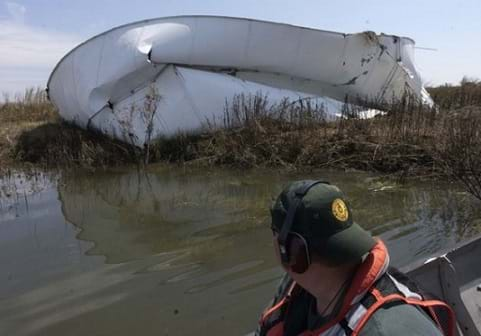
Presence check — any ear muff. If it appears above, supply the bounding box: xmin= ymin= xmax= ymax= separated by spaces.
xmin=277 ymin=180 xmax=330 ymax=274
xmin=286 ymin=232 xmax=311 ymax=274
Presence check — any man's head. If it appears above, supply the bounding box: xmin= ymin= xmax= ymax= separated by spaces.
xmin=271 ymin=180 xmax=375 ymax=274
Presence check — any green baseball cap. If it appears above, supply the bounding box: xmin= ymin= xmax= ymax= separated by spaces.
xmin=271 ymin=180 xmax=375 ymax=264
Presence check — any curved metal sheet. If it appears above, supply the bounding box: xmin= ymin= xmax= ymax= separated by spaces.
xmin=47 ymin=16 xmax=431 ymax=145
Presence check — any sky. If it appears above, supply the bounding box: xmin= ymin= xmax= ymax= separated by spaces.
xmin=1 ymin=0 xmax=480 ymax=97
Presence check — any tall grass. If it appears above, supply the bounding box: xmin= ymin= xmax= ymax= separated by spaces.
xmin=435 ymin=107 xmax=481 ymax=200
xmin=0 ymin=87 xmax=139 ymax=169
xmin=172 ymin=94 xmax=441 ymax=174
xmin=427 ymin=78 xmax=481 ymax=109
xmin=0 ymin=87 xmax=58 ymax=123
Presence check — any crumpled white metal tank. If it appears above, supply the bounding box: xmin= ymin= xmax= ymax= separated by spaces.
xmin=47 ymin=16 xmax=432 ymax=146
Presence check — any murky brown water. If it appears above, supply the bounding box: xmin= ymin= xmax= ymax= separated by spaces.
xmin=1 ymin=165 xmax=480 ymax=335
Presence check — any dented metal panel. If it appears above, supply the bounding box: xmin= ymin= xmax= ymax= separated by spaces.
xmin=47 ymin=16 xmax=432 ymax=146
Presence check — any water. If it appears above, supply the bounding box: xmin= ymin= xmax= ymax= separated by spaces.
xmin=1 ymin=166 xmax=480 ymax=335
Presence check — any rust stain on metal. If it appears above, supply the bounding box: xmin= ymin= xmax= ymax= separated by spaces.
xmin=361 ymin=55 xmax=375 ymax=67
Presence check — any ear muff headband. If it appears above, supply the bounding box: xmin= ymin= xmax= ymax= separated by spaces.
xmin=278 ymin=180 xmax=330 ymax=265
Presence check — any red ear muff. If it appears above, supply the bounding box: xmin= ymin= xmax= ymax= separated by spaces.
xmin=285 ymin=233 xmax=310 ymax=274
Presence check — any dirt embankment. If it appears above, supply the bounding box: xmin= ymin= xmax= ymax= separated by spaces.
xmin=0 ymin=89 xmax=140 ymax=170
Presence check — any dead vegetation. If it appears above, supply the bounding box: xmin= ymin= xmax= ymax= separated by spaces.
xmin=13 ymin=123 xmax=140 ymax=169
xmin=434 ymin=107 xmax=481 ymax=200
xmin=427 ymin=77 xmax=481 ymax=109
xmin=0 ymin=88 xmax=138 ymax=170
xmin=149 ymin=94 xmax=440 ymax=176
xmin=1 ymin=81 xmax=481 ymax=201
xmin=1 ymin=88 xmax=57 ymax=169
xmin=1 ymin=88 xmax=58 ymax=123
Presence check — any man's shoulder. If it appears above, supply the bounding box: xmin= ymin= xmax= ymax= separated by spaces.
xmin=360 ymin=301 xmax=443 ymax=336
xmin=358 ymin=269 xmax=444 ymax=335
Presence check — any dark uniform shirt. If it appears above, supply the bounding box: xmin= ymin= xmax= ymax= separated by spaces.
xmin=256 ymin=271 xmax=445 ymax=336
xmin=285 ymin=288 xmax=443 ymax=336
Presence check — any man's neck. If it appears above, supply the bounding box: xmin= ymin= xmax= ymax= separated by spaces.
xmin=295 ymin=262 xmax=358 ymax=316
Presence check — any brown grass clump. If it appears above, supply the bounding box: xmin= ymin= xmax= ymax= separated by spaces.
xmin=1 ymin=88 xmax=58 ymax=123
xmin=434 ymin=107 xmax=481 ymax=200
xmin=0 ymin=87 xmax=139 ymax=169
xmin=1 ymin=88 xmax=57 ymax=169
xmin=427 ymin=77 xmax=481 ymax=109
xmin=13 ymin=123 xmax=140 ymax=169
xmin=149 ymin=94 xmax=439 ymax=176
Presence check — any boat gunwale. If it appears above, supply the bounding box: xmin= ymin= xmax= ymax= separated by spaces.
xmin=402 ymin=233 xmax=481 ymax=285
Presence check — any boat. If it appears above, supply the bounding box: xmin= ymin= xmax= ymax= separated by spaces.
xmin=246 ymin=234 xmax=481 ymax=336
xmin=403 ymin=235 xmax=481 ymax=336
xmin=47 ymin=16 xmax=433 ymax=146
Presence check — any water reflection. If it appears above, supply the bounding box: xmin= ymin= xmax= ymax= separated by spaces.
xmin=58 ymin=168 xmax=481 ymax=267
xmin=58 ymin=167 xmax=278 ymax=264
xmin=378 ymin=188 xmax=481 ymax=265
xmin=0 ymin=172 xmax=100 ymax=300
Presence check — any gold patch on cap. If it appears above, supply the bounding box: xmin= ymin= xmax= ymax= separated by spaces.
xmin=332 ymin=198 xmax=349 ymax=222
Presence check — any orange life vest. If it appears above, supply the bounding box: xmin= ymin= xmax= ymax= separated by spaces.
xmin=257 ymin=240 xmax=455 ymax=336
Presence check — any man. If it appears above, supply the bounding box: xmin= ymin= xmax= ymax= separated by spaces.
xmin=256 ymin=180 xmax=455 ymax=336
